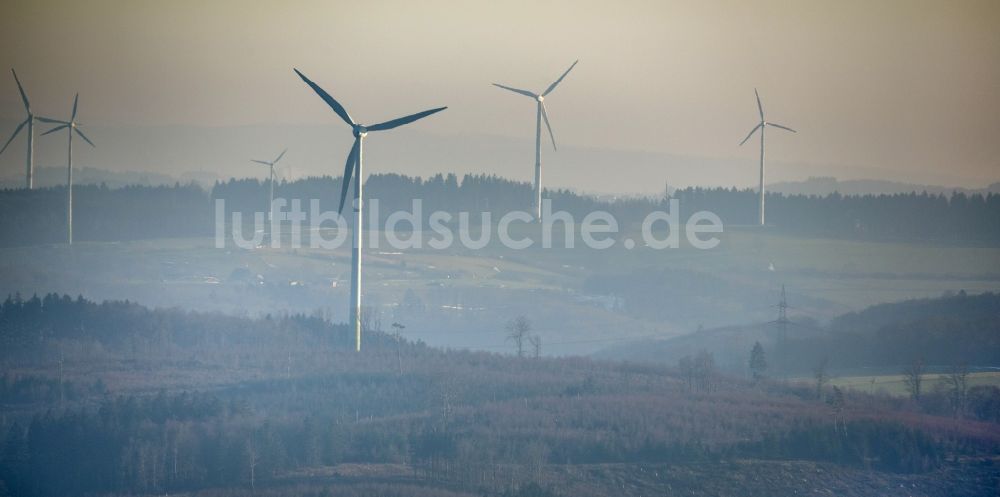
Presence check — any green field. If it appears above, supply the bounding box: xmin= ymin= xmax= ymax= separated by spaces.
xmin=0 ymin=227 xmax=998 ymax=355
xmin=793 ymin=372 xmax=1000 ymax=397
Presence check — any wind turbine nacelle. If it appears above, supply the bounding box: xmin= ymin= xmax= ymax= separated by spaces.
xmin=353 ymin=125 xmax=368 ymax=138
xmin=536 ymin=95 xmax=544 ymax=102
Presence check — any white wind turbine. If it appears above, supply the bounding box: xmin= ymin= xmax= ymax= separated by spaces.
xmin=493 ymin=60 xmax=578 ymax=221
xmin=0 ymin=69 xmax=47 ymax=189
xmin=295 ymin=68 xmax=446 ymax=352
xmin=740 ymin=88 xmax=796 ymax=226
xmin=251 ymin=148 xmax=287 ymax=242
xmin=39 ymin=94 xmax=95 ymax=245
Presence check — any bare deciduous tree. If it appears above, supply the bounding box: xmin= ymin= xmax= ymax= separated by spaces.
xmin=749 ymin=341 xmax=767 ymax=382
xmin=506 ymin=316 xmax=531 ymax=358
xmin=678 ymin=355 xmax=695 ymax=392
xmin=814 ymin=356 xmax=830 ymax=401
xmin=359 ymin=305 xmax=386 ymax=349
xmin=942 ymin=362 xmax=969 ymax=417
xmin=434 ymin=373 xmax=460 ymax=423
xmin=694 ymin=349 xmax=717 ymax=392
xmin=245 ymin=432 xmax=257 ymax=491
xmin=902 ymin=357 xmax=926 ymax=402
xmin=360 ymin=306 xmax=382 ymax=334
xmin=528 ymin=334 xmax=541 ymax=359
xmin=827 ymin=385 xmax=847 ymax=436
xmin=391 ymin=322 xmax=405 ymax=375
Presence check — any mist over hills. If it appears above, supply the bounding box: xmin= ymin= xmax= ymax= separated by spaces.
xmin=0 ymin=166 xmax=216 ymax=189
xmin=769 ymin=177 xmax=1000 ymax=197
xmin=1 ymin=2 xmax=998 ymax=496
xmin=7 ymin=163 xmax=1000 ymax=202
xmin=2 ymin=120 xmax=995 ymax=195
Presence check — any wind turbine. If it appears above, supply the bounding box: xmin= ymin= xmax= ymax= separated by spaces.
xmin=39 ymin=94 xmax=95 ymax=245
xmin=0 ymin=69 xmax=45 ymax=189
xmin=740 ymin=88 xmax=795 ymax=226
xmin=251 ymin=148 xmax=287 ymax=242
xmin=493 ymin=60 xmax=578 ymax=221
xmin=294 ymin=68 xmax=446 ymax=352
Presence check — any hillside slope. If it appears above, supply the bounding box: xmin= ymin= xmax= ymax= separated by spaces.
xmin=0 ymin=295 xmax=998 ymax=496
xmin=596 ymin=292 xmax=1000 ymax=375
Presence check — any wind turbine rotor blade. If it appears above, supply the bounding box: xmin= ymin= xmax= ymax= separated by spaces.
xmin=491 ymin=83 xmax=535 ymax=98
xmin=542 ymin=59 xmax=578 ymax=96
xmin=368 ymin=106 xmax=447 ymax=131
xmin=739 ymin=123 xmax=763 ymax=146
xmin=540 ymin=103 xmax=556 ymax=151
xmin=11 ymin=69 xmax=30 ymax=112
xmin=42 ymin=124 xmax=69 ymax=136
xmin=338 ymin=139 xmax=360 ymax=213
xmin=72 ymin=93 xmax=79 ymax=121
xmin=0 ymin=118 xmax=29 ymax=155
xmin=294 ymin=69 xmax=355 ymax=127
xmin=74 ymin=127 xmax=95 ymax=147
xmin=251 ymin=160 xmax=272 ymax=166
xmin=754 ymin=88 xmax=763 ymax=120
xmin=273 ymin=148 xmax=287 ymax=164
xmin=766 ymin=122 xmax=797 ymax=133
xmin=35 ymin=117 xmax=66 ymax=124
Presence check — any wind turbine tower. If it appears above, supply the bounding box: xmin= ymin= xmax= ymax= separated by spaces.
xmin=40 ymin=94 xmax=95 ymax=245
xmin=295 ymin=68 xmax=446 ymax=351
xmin=0 ymin=69 xmax=45 ymax=189
xmin=251 ymin=148 xmax=287 ymax=242
xmin=739 ymin=89 xmax=796 ymax=226
xmin=493 ymin=60 xmax=578 ymax=221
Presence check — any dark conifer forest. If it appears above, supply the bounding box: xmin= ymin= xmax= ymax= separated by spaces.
xmin=2 ymin=175 xmax=999 ymax=247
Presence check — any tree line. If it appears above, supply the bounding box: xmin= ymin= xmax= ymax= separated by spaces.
xmin=1 ymin=174 xmax=999 ymax=246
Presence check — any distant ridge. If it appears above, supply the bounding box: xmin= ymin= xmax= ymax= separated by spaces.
xmin=7 ymin=167 xmax=999 ymax=200
xmin=0 ymin=165 xmax=218 ymax=189
xmin=2 ymin=118 xmax=994 ymax=196
xmin=596 ymin=291 xmax=1000 ymax=374
xmin=769 ymin=176 xmax=1000 ymax=197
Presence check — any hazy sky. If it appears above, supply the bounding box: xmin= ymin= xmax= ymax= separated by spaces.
xmin=1 ymin=0 xmax=998 ymax=189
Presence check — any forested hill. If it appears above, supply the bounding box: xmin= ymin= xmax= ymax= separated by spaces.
xmin=0 ymin=292 xmax=359 ymax=365
xmin=1 ymin=293 xmax=999 ymax=497
xmin=598 ymin=292 xmax=1000 ymax=375
xmin=1 ymin=174 xmax=999 ymax=246
xmin=829 ymin=290 xmax=1000 ymax=335
xmin=798 ymin=291 xmax=1000 ymax=370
